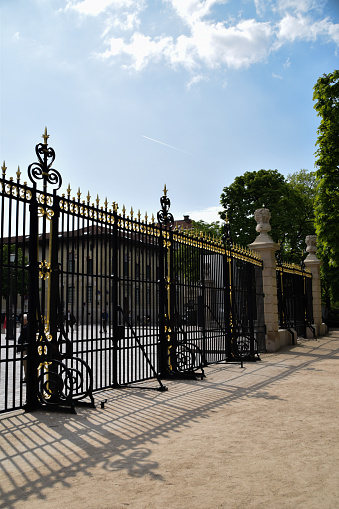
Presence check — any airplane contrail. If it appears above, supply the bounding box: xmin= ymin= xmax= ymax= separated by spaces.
xmin=141 ymin=135 xmax=189 ymax=154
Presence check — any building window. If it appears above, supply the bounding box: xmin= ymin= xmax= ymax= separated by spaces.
xmin=68 ymin=252 xmax=75 ymax=273
xmin=67 ymin=286 xmax=75 ymax=304
xmin=87 ymin=258 xmax=93 ymax=275
xmin=87 ymin=285 xmax=92 ymax=303
xmin=146 ymin=265 xmax=151 ymax=280
xmin=123 ymin=253 xmax=129 ymax=277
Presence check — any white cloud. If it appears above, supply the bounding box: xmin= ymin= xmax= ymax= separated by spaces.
xmin=254 ymin=0 xmax=269 ymax=17
xmin=101 ymin=11 xmax=141 ymax=35
xmin=101 ymin=32 xmax=174 ymax=70
xmin=276 ymin=0 xmax=326 ymax=15
xmin=186 ymin=73 xmax=209 ymax=89
xmin=189 ymin=18 xmax=273 ymax=69
xmin=98 ymin=37 xmax=125 ymax=57
xmin=272 ymin=72 xmax=283 ymax=79
xmin=185 ymin=206 xmax=221 ymax=223
xmin=283 ymin=56 xmax=291 ymax=68
xmin=166 ymin=0 xmax=227 ymax=26
xmin=66 ymin=0 xmax=339 ymax=74
xmin=277 ymin=14 xmax=339 ymax=44
xmin=64 ymin=0 xmax=139 ymax=16
xmin=99 ymin=17 xmax=274 ymax=71
xmin=328 ymin=22 xmax=339 ymax=45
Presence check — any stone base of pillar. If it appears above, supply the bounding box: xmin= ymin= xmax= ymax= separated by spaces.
xmin=305 ymin=323 xmax=328 ymax=338
xmin=306 ymin=325 xmax=317 ymax=339
xmin=266 ymin=329 xmax=298 ymax=352
xmin=319 ymin=323 xmax=328 ymax=336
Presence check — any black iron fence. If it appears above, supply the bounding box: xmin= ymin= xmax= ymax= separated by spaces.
xmin=0 ymin=132 xmax=265 ymax=414
xmin=276 ymin=257 xmax=314 ymax=338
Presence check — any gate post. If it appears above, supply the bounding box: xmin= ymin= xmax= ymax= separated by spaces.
xmin=158 ymin=222 xmax=167 ymax=376
xmin=157 ymin=186 xmax=174 ymax=377
xmin=304 ymin=235 xmax=327 ymax=336
xmin=248 ymin=209 xmax=282 ymax=352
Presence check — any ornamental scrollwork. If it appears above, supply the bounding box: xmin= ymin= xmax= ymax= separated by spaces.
xmin=27 ymin=128 xmax=62 ymax=191
xmin=157 ymin=185 xmax=174 ymax=229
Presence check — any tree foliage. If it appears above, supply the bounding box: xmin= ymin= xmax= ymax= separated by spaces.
xmin=219 ymin=169 xmax=316 ymax=263
xmin=191 ymin=220 xmax=223 ymax=239
xmin=173 ymin=244 xmax=200 ymax=283
xmin=313 ymin=70 xmax=339 ymax=307
xmin=173 ymin=222 xmax=223 ymax=283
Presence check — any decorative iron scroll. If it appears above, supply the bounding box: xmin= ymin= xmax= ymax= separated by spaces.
xmin=157 ymin=185 xmax=174 ymax=229
xmin=34 ymin=290 xmax=95 ymax=412
xmin=28 ymin=127 xmax=62 ymax=191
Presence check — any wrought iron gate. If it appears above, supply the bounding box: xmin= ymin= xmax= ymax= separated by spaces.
xmin=276 ymin=255 xmax=314 ymax=338
xmin=0 ymin=132 xmax=265 ymax=414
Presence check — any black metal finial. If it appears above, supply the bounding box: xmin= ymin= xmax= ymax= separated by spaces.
xmin=157 ymin=184 xmax=174 ymax=229
xmin=27 ymin=127 xmax=62 ymax=191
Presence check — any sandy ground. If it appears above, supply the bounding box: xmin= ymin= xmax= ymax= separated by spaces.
xmin=0 ymin=330 xmax=338 ymax=509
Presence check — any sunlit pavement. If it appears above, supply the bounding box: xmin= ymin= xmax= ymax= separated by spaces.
xmin=0 ymin=329 xmax=338 ymax=509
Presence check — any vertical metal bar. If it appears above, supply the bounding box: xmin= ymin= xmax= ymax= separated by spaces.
xmin=247 ymin=262 xmax=255 ymax=357
xmin=199 ymin=243 xmax=206 ymax=365
xmin=25 ymin=185 xmax=39 ymax=411
xmin=223 ymin=246 xmax=232 ymax=360
xmin=158 ymin=225 xmax=167 ymax=377
xmin=49 ymin=192 xmax=60 ymax=359
xmin=111 ymin=208 xmax=119 ymax=387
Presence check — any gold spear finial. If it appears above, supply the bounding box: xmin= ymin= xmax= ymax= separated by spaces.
xmin=42 ymin=126 xmax=49 ymax=145
xmin=67 ymin=184 xmax=71 ymax=197
xmin=145 ymin=211 xmax=148 ymax=223
xmin=163 ymin=184 xmax=167 ymax=196
xmin=105 ymin=197 xmax=108 ymax=209
xmin=96 ymin=194 xmax=100 ymax=207
xmin=16 ymin=166 xmax=21 ymax=181
xmin=122 ymin=204 xmax=126 ymax=216
xmin=77 ymin=187 xmax=81 ymax=200
xmin=138 ymin=209 xmax=141 ymax=221
xmin=2 ymin=161 xmax=7 ymax=177
xmin=151 ymin=213 xmax=155 ymax=224
xmin=130 ymin=206 xmax=134 ymax=218
xmin=87 ymin=191 xmax=91 ymax=203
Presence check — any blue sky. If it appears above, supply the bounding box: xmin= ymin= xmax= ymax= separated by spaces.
xmin=1 ymin=0 xmax=338 ymax=223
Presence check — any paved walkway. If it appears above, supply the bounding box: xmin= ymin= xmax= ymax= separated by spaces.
xmin=0 ymin=330 xmax=338 ymax=509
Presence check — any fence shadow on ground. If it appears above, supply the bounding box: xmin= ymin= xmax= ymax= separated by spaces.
xmin=0 ymin=331 xmax=338 ymax=508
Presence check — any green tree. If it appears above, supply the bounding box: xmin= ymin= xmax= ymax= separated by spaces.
xmin=219 ymin=169 xmax=316 ymax=263
xmin=313 ymin=70 xmax=339 ymax=308
xmin=191 ymin=220 xmax=223 ymax=239
xmin=1 ymin=245 xmax=29 ymax=300
xmin=173 ymin=244 xmax=200 ymax=283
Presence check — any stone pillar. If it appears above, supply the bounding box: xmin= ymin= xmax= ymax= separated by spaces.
xmin=304 ymin=235 xmax=327 ymax=336
xmin=248 ymin=209 xmax=284 ymax=352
